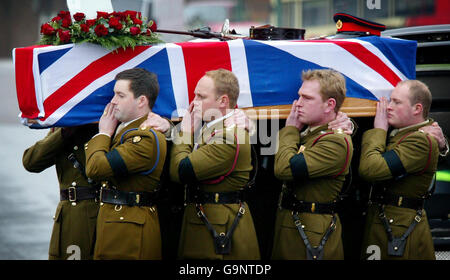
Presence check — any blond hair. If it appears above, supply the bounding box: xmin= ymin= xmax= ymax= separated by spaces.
xmin=397 ymin=80 xmax=432 ymax=118
xmin=302 ymin=69 xmax=346 ymax=113
xmin=205 ymin=69 xmax=240 ymax=108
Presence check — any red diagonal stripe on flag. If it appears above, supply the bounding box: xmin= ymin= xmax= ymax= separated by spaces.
xmin=176 ymin=42 xmax=232 ymax=103
xmin=14 ymin=45 xmax=49 ymax=119
xmin=302 ymin=39 xmax=401 ymax=87
xmin=40 ymin=46 xmax=150 ymax=121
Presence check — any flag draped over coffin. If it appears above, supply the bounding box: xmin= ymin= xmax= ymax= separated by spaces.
xmin=13 ymin=37 xmax=416 ymax=128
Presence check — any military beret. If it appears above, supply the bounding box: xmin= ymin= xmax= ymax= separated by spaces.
xmin=334 ymin=13 xmax=386 ymax=36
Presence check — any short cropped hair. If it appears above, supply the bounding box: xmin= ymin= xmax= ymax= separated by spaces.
xmin=398 ymin=80 xmax=432 ymax=118
xmin=302 ymin=69 xmax=346 ymax=113
xmin=205 ymin=69 xmax=240 ymax=108
xmin=115 ymin=68 xmax=159 ymax=109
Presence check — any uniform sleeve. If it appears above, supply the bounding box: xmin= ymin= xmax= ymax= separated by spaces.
xmin=170 ymin=131 xmax=237 ymax=184
xmin=22 ymin=128 xmax=65 ymax=172
xmin=170 ymin=131 xmax=194 ymax=184
xmin=359 ymin=129 xmax=434 ymax=182
xmin=85 ymin=131 xmax=158 ymax=180
xmin=274 ymin=126 xmax=301 ymax=181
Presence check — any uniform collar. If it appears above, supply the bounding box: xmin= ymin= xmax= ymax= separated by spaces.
xmin=206 ymin=110 xmax=235 ymax=129
xmin=300 ymin=124 xmax=329 ymax=138
xmin=389 ymin=119 xmax=430 ymax=138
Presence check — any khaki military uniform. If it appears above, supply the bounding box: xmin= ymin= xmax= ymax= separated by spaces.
xmin=272 ymin=124 xmax=353 ymax=260
xmin=170 ymin=117 xmax=260 ymax=260
xmin=359 ymin=120 xmax=439 ymax=260
xmin=23 ymin=124 xmax=99 ymax=260
xmin=84 ymin=116 xmax=167 ymax=260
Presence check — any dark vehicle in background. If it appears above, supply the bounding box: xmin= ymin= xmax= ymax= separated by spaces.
xmin=382 ymin=24 xmax=450 ymax=260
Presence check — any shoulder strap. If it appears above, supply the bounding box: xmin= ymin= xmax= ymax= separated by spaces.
xmin=395 ymin=132 xmax=433 ymax=175
xmin=119 ymin=128 xmax=160 ymax=175
xmin=201 ymin=131 xmax=239 ymax=185
xmin=311 ymin=132 xmax=351 ymax=179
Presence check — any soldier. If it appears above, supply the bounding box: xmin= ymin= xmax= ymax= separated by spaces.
xmin=170 ymin=68 xmax=260 ymax=260
xmin=84 ymin=68 xmax=167 ymax=260
xmin=359 ymin=80 xmax=440 ymax=260
xmin=272 ymin=69 xmax=353 ymax=260
xmin=23 ymin=124 xmax=99 ymax=260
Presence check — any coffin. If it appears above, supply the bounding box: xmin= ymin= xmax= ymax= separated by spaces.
xmin=13 ymin=37 xmax=416 ymax=128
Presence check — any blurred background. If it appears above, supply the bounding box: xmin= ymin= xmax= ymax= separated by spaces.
xmin=0 ymin=0 xmax=449 ymax=260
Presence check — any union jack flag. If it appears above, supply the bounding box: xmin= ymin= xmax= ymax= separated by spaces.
xmin=13 ymin=37 xmax=416 ymax=128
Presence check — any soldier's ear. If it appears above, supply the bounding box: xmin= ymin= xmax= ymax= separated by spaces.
xmin=137 ymin=95 xmax=149 ymax=108
xmin=325 ymin=98 xmax=336 ymax=113
xmin=219 ymin=94 xmax=229 ymax=109
xmin=413 ymin=103 xmax=423 ymax=116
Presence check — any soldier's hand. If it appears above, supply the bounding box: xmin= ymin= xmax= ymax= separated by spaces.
xmin=225 ymin=109 xmax=255 ymax=135
xmin=374 ymin=97 xmax=389 ymax=131
xmin=286 ymin=100 xmax=304 ymax=131
xmin=421 ymin=122 xmax=447 ymax=153
xmin=99 ymin=103 xmax=119 ymax=137
xmin=328 ymin=112 xmax=354 ymax=135
xmin=140 ymin=112 xmax=170 ymax=133
xmin=181 ymin=102 xmax=201 ymax=133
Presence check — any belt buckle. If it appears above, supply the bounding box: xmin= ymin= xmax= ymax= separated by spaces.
xmin=68 ymin=187 xmax=77 ymax=202
xmin=415 ymin=215 xmax=422 ymax=223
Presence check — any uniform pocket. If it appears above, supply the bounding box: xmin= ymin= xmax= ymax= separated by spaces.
xmin=48 ymin=203 xmax=63 ymax=258
xmin=96 ymin=208 xmax=146 ymax=260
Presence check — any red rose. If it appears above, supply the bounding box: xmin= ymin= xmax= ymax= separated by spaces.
xmin=58 ymin=29 xmax=71 ymax=43
xmin=86 ymin=19 xmax=97 ymax=27
xmin=124 ymin=10 xmax=138 ymax=19
xmin=58 ymin=11 xmax=71 ymax=18
xmin=111 ymin=11 xmax=126 ymax=21
xmin=51 ymin=16 xmax=62 ymax=22
xmin=130 ymin=26 xmax=140 ymax=35
xmin=109 ymin=17 xmax=123 ymax=30
xmin=80 ymin=23 xmax=89 ymax=33
xmin=40 ymin=23 xmax=55 ymax=35
xmin=148 ymin=21 xmax=157 ymax=32
xmin=94 ymin=24 xmax=109 ymax=37
xmin=132 ymin=17 xmax=143 ymax=25
xmin=61 ymin=17 xmax=72 ymax=28
xmin=73 ymin=12 xmax=85 ymax=22
xmin=97 ymin=11 xmax=110 ymax=19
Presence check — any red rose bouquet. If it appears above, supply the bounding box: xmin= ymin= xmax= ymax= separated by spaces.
xmin=39 ymin=10 xmax=161 ymax=49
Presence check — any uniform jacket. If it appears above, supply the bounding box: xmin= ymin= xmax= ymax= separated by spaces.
xmin=170 ymin=118 xmax=260 ymax=260
xmin=23 ymin=124 xmax=99 ymax=260
xmin=359 ymin=119 xmax=439 ymax=260
xmin=272 ymin=124 xmax=353 ymax=260
xmin=84 ymin=116 xmax=167 ymax=260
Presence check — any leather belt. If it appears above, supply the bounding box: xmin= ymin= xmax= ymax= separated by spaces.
xmin=188 ymin=190 xmax=245 ymax=204
xmin=373 ymin=192 xmax=424 ymax=211
xmin=60 ymin=186 xmax=98 ymax=202
xmin=280 ymin=192 xmax=336 ymax=214
xmin=100 ymin=188 xmax=159 ymax=207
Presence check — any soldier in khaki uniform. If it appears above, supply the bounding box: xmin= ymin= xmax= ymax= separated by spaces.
xmin=84 ymin=68 xmax=167 ymax=260
xmin=272 ymin=69 xmax=353 ymax=260
xmin=170 ymin=69 xmax=260 ymax=260
xmin=23 ymin=124 xmax=99 ymax=260
xmin=359 ymin=80 xmax=440 ymax=260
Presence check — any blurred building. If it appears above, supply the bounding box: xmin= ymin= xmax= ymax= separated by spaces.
xmin=270 ymin=0 xmax=450 ymax=38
